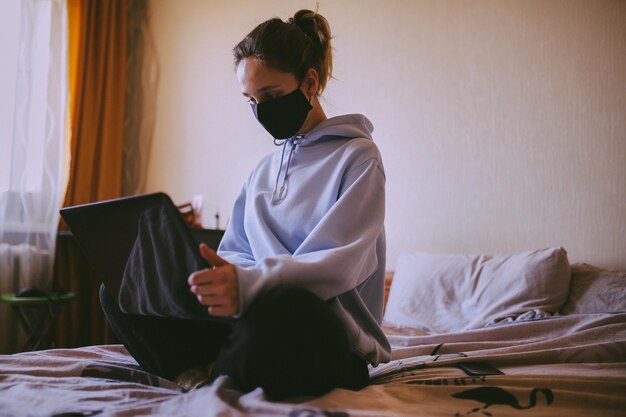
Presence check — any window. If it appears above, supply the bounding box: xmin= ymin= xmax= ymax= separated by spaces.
xmin=0 ymin=0 xmax=67 ymax=234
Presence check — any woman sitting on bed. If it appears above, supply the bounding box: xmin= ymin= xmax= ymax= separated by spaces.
xmin=101 ymin=9 xmax=390 ymax=400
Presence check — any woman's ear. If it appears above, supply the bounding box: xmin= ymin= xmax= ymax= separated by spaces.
xmin=303 ymin=68 xmax=319 ymax=97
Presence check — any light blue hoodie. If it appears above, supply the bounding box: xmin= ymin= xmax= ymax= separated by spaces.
xmin=217 ymin=114 xmax=391 ymax=366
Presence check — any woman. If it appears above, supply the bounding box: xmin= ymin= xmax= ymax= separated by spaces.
xmin=101 ymin=9 xmax=390 ymax=400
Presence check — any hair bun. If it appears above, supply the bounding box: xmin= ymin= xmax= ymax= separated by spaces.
xmin=290 ymin=9 xmax=331 ymax=51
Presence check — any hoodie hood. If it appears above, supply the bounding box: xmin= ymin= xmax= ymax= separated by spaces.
xmin=299 ymin=114 xmax=374 ymax=146
xmin=271 ymin=114 xmax=375 ymax=203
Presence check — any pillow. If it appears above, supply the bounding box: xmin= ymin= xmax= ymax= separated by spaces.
xmin=560 ymin=263 xmax=626 ymax=314
xmin=383 ymin=247 xmax=570 ymax=333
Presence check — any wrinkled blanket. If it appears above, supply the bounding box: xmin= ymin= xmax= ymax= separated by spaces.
xmin=1 ymin=313 xmax=625 ymax=417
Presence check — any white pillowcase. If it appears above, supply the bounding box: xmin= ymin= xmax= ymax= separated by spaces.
xmin=384 ymin=247 xmax=570 ymax=333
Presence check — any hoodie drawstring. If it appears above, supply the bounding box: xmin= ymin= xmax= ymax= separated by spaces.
xmin=272 ymin=134 xmax=304 ymax=203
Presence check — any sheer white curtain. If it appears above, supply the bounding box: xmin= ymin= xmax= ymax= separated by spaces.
xmin=0 ymin=0 xmax=67 ymax=353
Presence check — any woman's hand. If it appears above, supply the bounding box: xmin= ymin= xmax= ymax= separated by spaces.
xmin=188 ymin=244 xmax=240 ymax=316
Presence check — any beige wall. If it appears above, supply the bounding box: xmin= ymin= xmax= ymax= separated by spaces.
xmin=146 ymin=0 xmax=626 ymax=270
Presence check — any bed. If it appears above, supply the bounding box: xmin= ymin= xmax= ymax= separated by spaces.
xmin=1 ymin=247 xmax=625 ymax=417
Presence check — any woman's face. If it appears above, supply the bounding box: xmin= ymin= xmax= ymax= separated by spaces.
xmin=237 ymin=58 xmax=302 ymax=104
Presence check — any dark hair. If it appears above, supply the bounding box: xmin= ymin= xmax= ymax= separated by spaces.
xmin=233 ymin=9 xmax=333 ymax=95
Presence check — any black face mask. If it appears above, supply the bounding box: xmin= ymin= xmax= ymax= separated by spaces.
xmin=250 ymin=88 xmax=313 ymax=139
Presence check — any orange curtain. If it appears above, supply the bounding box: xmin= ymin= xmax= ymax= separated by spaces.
xmin=64 ymin=0 xmax=128 ymax=205
xmin=55 ymin=0 xmax=129 ymax=348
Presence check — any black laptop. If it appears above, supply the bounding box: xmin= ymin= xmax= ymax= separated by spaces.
xmin=60 ymin=192 xmax=224 ymax=319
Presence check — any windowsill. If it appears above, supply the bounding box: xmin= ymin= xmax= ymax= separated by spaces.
xmin=1 ymin=222 xmax=55 ymax=247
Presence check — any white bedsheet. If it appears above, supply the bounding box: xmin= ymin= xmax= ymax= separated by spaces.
xmin=1 ymin=313 xmax=625 ymax=417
